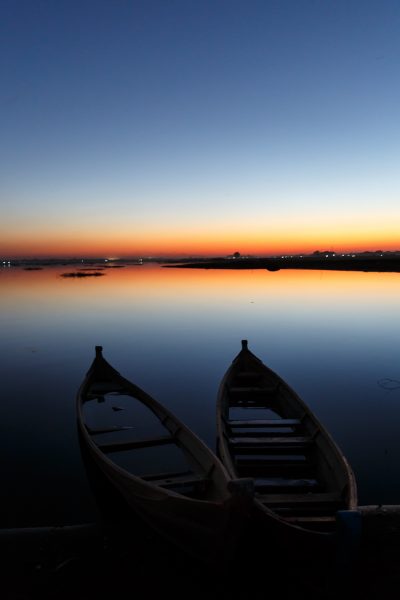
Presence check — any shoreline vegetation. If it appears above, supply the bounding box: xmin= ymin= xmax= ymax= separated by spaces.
xmin=3 ymin=252 xmax=400 ymax=273
xmin=164 ymin=255 xmax=400 ymax=273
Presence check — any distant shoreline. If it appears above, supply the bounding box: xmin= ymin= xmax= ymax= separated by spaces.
xmin=4 ymin=255 xmax=400 ymax=273
xmin=163 ymin=256 xmax=400 ymax=273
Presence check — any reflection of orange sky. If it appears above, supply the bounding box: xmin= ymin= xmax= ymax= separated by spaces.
xmin=2 ymin=219 xmax=400 ymax=258
xmin=2 ymin=265 xmax=400 ymax=314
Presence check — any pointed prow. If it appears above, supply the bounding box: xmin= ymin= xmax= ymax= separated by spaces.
xmin=241 ymin=339 xmax=248 ymax=350
xmin=95 ymin=346 xmax=103 ymax=358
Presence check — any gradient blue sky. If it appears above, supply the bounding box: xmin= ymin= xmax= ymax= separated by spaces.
xmin=1 ymin=0 xmax=399 ymax=257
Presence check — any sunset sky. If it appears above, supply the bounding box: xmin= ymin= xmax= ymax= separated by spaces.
xmin=1 ymin=0 xmax=400 ymax=258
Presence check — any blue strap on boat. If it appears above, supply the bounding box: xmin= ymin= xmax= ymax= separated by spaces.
xmin=335 ymin=509 xmax=362 ymax=569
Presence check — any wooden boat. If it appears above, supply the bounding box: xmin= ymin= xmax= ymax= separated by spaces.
xmin=216 ymin=340 xmax=358 ymax=555
xmin=77 ymin=346 xmax=251 ymax=562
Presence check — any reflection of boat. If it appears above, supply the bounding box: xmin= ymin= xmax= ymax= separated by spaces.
xmin=77 ymin=346 xmax=249 ymax=562
xmin=216 ymin=340 xmax=358 ymax=555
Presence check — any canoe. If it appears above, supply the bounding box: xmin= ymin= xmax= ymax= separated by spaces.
xmin=216 ymin=340 xmax=358 ymax=555
xmin=77 ymin=346 xmax=251 ymax=562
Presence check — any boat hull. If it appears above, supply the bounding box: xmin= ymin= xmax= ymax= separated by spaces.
xmin=77 ymin=346 xmax=249 ymax=563
xmin=216 ymin=340 xmax=358 ymax=553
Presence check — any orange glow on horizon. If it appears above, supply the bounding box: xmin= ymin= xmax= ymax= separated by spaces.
xmin=1 ymin=220 xmax=400 ymax=258
xmin=3 ymin=240 xmax=400 ymax=259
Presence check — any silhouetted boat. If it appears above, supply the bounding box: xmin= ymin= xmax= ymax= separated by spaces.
xmin=216 ymin=340 xmax=358 ymax=554
xmin=77 ymin=346 xmax=250 ymax=562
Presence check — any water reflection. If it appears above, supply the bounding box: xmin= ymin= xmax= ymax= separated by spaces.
xmin=1 ymin=264 xmax=400 ymax=527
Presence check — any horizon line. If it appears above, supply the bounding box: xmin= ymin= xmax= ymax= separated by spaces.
xmin=3 ymin=248 xmax=400 ymax=262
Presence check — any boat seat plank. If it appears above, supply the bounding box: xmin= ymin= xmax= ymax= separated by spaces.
xmin=238 ymin=464 xmax=315 ymax=480
xmin=254 ymin=476 xmax=323 ymax=495
xmin=98 ymin=435 xmax=175 ymax=454
xmin=228 ymin=419 xmax=301 ymax=428
xmin=283 ymin=516 xmax=336 ymax=523
xmin=229 ymin=436 xmax=312 ymax=446
xmin=236 ymin=455 xmax=309 ymax=466
xmin=256 ymin=492 xmax=342 ymax=505
xmin=148 ymin=473 xmax=209 ymax=489
xmin=232 ymin=446 xmax=314 ymax=456
xmin=275 ymin=507 xmax=341 ymax=518
xmin=231 ymin=430 xmax=302 ymax=439
xmin=87 ymin=425 xmax=133 ymax=435
xmin=254 ymin=478 xmax=320 ymax=491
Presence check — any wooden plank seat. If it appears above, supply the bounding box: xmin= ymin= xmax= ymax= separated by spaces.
xmin=283 ymin=515 xmax=336 ymax=524
xmin=229 ymin=435 xmax=313 ymax=447
xmin=282 ymin=515 xmax=337 ymax=532
xmin=256 ymin=492 xmax=342 ymax=506
xmin=232 ymin=445 xmax=314 ymax=456
xmin=239 ymin=464 xmax=315 ymax=480
xmin=87 ymin=425 xmax=133 ymax=435
xmin=253 ymin=477 xmax=321 ymax=493
xmin=98 ymin=434 xmax=175 ymax=454
xmin=228 ymin=418 xmax=301 ymax=428
xmin=231 ymin=429 xmax=303 ymax=438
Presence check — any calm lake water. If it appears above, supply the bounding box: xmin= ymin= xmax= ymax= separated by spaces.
xmin=2 ymin=263 xmax=400 ymax=529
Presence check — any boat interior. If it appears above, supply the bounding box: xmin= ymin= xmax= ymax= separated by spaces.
xmin=221 ymin=365 xmax=350 ymax=532
xmin=83 ymin=388 xmax=217 ymax=500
